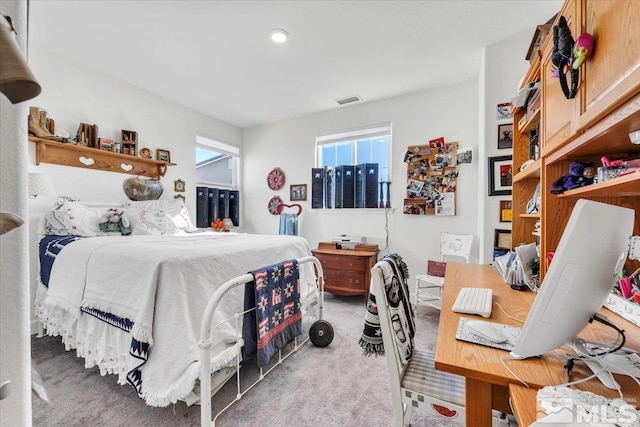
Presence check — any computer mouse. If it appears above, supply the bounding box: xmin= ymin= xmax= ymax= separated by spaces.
xmin=466 ymin=320 xmax=508 ymax=343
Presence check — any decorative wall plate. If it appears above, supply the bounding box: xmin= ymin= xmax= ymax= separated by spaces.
xmin=268 ymin=196 xmax=283 ymax=215
xmin=267 ymin=167 xmax=285 ymax=190
xmin=139 ymin=148 xmax=152 ymax=159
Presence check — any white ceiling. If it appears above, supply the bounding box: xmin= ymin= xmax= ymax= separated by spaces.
xmin=28 ymin=1 xmax=562 ymax=129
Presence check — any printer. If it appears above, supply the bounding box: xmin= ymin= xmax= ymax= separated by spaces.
xmin=331 ymin=235 xmax=366 ymax=249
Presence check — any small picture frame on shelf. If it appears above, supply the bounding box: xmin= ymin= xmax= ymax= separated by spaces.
xmin=156 ymin=149 xmax=171 ymax=163
xmin=488 ymin=155 xmax=513 ymax=196
xmin=497 ymin=123 xmax=513 ymax=149
xmin=174 ymin=179 xmax=185 ymax=192
xmin=290 ymin=184 xmax=307 ymax=201
xmin=494 ymin=229 xmax=512 ymax=250
xmin=499 ymin=200 xmax=512 ymax=222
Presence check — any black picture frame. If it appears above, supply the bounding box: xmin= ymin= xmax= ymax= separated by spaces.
xmin=488 ymin=155 xmax=512 ymax=196
xmin=497 ymin=123 xmax=513 ymax=149
xmin=494 ymin=229 xmax=512 ymax=250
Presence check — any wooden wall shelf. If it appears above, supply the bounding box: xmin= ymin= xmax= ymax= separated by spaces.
xmin=29 ymin=136 xmax=175 ymax=178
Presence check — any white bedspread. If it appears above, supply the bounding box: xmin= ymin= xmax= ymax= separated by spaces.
xmin=41 ymin=232 xmax=314 ymax=406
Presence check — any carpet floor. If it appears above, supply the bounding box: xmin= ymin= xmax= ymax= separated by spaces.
xmin=32 ymin=294 xmax=463 ymax=427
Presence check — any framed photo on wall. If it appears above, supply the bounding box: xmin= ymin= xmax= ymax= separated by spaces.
xmin=494 ymin=229 xmax=512 ymax=250
xmin=290 ymin=184 xmax=307 ymax=201
xmin=488 ymin=155 xmax=512 ymax=196
xmin=499 ymin=200 xmax=512 ymax=222
xmin=497 ymin=123 xmax=513 ymax=149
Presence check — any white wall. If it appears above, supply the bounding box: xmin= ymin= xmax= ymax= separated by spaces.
xmin=242 ymin=82 xmax=479 ymax=280
xmin=26 ymin=49 xmax=242 ymax=332
xmin=0 ymin=1 xmax=32 ymax=425
xmin=23 ymin=22 xmax=533 ymax=346
xmin=480 ymin=30 xmax=533 ymax=262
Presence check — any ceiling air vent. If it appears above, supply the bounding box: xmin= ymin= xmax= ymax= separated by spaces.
xmin=335 ymin=95 xmax=361 ymax=106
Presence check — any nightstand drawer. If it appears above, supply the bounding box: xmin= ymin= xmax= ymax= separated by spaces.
xmin=322 ymin=270 xmax=366 ymax=295
xmin=317 ymin=254 xmax=367 ymax=271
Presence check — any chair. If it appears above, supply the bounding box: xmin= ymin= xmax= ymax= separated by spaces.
xmin=371 ymin=255 xmax=465 ymax=426
xmin=414 ymin=232 xmax=473 ymax=310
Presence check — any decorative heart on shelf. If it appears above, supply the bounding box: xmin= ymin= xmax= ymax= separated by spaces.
xmin=120 ymin=163 xmax=134 ymax=172
xmin=79 ymin=156 xmax=95 ymax=166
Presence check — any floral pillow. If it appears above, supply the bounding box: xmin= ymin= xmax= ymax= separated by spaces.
xmin=128 ymin=209 xmax=178 ymax=236
xmin=124 ymin=199 xmax=195 ymax=230
xmin=49 ymin=202 xmax=111 ymax=237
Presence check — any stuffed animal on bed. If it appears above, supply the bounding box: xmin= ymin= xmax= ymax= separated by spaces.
xmin=99 ymin=208 xmax=132 ymax=235
xmin=550 ymin=161 xmax=595 ymax=194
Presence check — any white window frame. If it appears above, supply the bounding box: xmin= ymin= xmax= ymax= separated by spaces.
xmin=315 ymin=122 xmax=392 ymax=181
xmin=195 ymin=133 xmax=241 ymax=190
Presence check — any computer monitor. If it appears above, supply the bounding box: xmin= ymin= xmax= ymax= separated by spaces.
xmin=510 ymin=199 xmax=634 ymax=359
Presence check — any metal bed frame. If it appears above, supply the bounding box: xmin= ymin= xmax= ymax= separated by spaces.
xmin=198 ymin=255 xmax=326 ymax=427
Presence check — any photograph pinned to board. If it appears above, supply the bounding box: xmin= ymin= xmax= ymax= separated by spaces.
xmin=488 ymin=155 xmax=512 ymax=196
xmin=456 ymin=147 xmax=473 ymax=165
xmin=435 ymin=192 xmax=455 ymax=216
xmin=497 ymin=123 xmax=514 ymax=149
xmin=497 ymin=102 xmax=513 ymax=120
xmin=404 ymin=140 xmax=459 ymax=215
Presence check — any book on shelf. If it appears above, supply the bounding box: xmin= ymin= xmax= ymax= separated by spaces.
xmin=525 ymin=90 xmax=541 ymax=121
xmin=511 ymin=80 xmax=540 ymax=108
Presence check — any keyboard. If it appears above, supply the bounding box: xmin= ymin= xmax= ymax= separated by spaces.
xmin=452 ymin=287 xmax=493 ymax=318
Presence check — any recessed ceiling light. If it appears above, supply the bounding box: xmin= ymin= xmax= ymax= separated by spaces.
xmin=270 ymin=28 xmax=289 ymax=44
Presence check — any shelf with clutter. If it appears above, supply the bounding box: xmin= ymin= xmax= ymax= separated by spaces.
xmin=27 ymin=107 xmax=175 ymax=179
xmin=29 ymin=136 xmax=175 ymax=178
xmin=511 ymin=1 xmax=640 ymax=282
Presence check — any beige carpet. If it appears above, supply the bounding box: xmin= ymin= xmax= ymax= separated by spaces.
xmin=32 ymin=294 xmax=466 ymax=427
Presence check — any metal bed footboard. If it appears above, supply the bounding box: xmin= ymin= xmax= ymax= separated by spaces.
xmin=198 ymin=255 xmax=325 ymax=427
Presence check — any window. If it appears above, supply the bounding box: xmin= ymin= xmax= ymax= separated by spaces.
xmin=195 ymin=134 xmax=240 ymax=189
xmin=315 ymin=122 xmax=391 ymax=181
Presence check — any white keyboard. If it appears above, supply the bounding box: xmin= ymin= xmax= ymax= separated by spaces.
xmin=452 ymin=287 xmax=493 ymax=318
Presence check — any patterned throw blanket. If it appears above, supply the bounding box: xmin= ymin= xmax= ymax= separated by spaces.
xmin=359 ymin=254 xmax=415 ymax=363
xmin=242 ymin=259 xmax=303 ymax=367
xmin=39 ymin=235 xmax=84 ymax=287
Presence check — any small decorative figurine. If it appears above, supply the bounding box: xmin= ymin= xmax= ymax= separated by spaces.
xmin=550 ymin=161 xmax=595 ymax=194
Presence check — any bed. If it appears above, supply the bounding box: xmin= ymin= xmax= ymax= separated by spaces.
xmin=35 ymin=199 xmax=323 ymax=412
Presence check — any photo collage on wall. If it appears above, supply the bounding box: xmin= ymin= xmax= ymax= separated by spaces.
xmin=403 ymin=138 xmax=459 ymax=216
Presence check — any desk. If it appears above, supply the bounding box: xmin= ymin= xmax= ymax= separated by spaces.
xmin=434 ymin=263 xmax=640 ymax=427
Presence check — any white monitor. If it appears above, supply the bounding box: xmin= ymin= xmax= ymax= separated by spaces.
xmin=510 ymin=199 xmax=634 ymax=359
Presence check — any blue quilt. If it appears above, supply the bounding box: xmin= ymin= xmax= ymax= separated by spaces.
xmin=242 ymin=259 xmax=302 ymax=367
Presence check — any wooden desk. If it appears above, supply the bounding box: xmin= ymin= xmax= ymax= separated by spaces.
xmin=434 ymin=263 xmax=640 ymax=427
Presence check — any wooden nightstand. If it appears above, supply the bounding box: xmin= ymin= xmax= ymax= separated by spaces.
xmin=311 ymin=242 xmax=379 ymax=297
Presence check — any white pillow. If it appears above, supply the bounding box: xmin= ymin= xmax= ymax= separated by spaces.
xmin=50 ymin=202 xmax=111 ymax=237
xmin=124 ymin=200 xmax=195 ymax=230
xmin=128 ymin=210 xmax=178 ymax=235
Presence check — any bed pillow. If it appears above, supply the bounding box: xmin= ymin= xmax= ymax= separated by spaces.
xmin=49 ymin=202 xmax=112 ymax=237
xmin=124 ymin=200 xmax=195 ymax=230
xmin=128 ymin=209 xmax=178 ymax=235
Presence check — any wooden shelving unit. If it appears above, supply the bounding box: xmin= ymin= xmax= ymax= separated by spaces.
xmin=511 ymin=0 xmax=640 ymax=280
xmin=29 ymin=136 xmax=175 ymax=178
